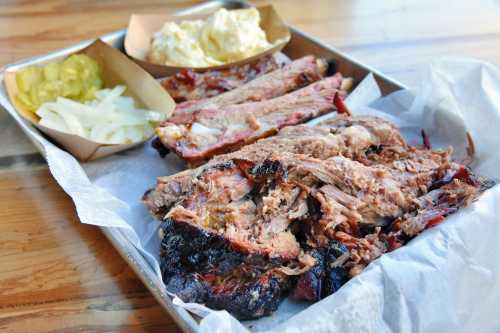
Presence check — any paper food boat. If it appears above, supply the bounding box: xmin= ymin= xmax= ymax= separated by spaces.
xmin=124 ymin=4 xmax=291 ymax=77
xmin=4 ymin=39 xmax=175 ymax=161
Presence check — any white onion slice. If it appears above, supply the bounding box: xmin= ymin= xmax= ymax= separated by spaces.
xmin=35 ymin=85 xmax=165 ymax=144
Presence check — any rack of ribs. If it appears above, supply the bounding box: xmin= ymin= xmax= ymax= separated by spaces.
xmin=156 ymin=74 xmax=351 ymax=165
xmin=170 ymin=55 xmax=328 ymax=119
xmin=161 ymin=55 xmax=283 ymax=103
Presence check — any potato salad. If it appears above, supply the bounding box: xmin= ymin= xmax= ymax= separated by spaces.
xmin=148 ymin=8 xmax=277 ymax=67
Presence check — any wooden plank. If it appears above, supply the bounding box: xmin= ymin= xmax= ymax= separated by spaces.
xmin=0 ymin=168 xmax=180 ymax=332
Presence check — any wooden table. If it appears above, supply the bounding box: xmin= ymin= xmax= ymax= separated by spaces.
xmin=1 ymin=0 xmax=500 ymax=331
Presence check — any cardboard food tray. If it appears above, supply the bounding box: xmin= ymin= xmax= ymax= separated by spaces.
xmin=4 ymin=39 xmax=175 ymax=162
xmin=0 ymin=1 xmax=407 ymax=332
xmin=125 ymin=4 xmax=291 ymax=77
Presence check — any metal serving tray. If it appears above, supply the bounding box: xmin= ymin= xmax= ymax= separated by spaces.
xmin=0 ymin=1 xmax=407 ymax=332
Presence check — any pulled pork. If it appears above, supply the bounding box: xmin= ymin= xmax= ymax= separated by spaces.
xmin=144 ymin=115 xmax=493 ymax=319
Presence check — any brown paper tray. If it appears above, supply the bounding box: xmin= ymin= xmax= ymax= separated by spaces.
xmin=4 ymin=39 xmax=175 ymax=161
xmin=124 ymin=4 xmax=291 ymax=77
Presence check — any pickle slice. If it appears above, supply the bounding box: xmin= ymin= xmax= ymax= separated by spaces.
xmin=60 ymin=57 xmax=80 ymax=82
xmin=15 ymin=53 xmax=103 ymax=112
xmin=16 ymin=66 xmax=43 ymax=93
xmin=16 ymin=92 xmax=36 ymax=111
xmin=43 ymin=61 xmax=61 ymax=81
xmin=38 ymin=81 xmax=64 ymax=103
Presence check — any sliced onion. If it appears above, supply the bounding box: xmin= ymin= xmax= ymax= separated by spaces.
xmin=35 ymin=85 xmax=164 ymax=144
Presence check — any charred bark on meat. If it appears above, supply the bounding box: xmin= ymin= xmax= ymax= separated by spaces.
xmin=146 ymin=115 xmax=494 ymax=319
xmin=159 ymin=217 xmax=293 ymax=318
xmin=152 ymin=137 xmax=170 ymax=158
xmin=160 ymin=218 xmax=245 ymax=277
xmin=203 ymin=269 xmax=291 ymax=319
xmin=292 ymin=241 xmax=349 ymax=301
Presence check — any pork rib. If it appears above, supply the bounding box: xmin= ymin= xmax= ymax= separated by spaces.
xmin=161 ymin=55 xmax=282 ymax=103
xmin=156 ymin=75 xmax=349 ymax=165
xmin=170 ymin=55 xmax=328 ymax=121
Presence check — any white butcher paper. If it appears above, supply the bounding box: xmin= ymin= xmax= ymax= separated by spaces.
xmin=2 ymin=58 xmax=500 ymax=333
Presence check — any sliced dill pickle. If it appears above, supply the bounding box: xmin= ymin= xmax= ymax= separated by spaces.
xmin=86 ymin=73 xmax=103 ymax=89
xmin=16 ymin=54 xmax=103 ymax=111
xmin=43 ymin=61 xmax=61 ymax=81
xmin=60 ymin=58 xmax=80 ymax=82
xmin=16 ymin=92 xmax=36 ymax=111
xmin=16 ymin=66 xmax=43 ymax=92
xmin=29 ymin=85 xmax=41 ymax=110
xmin=61 ymin=80 xmax=82 ymax=98
xmin=74 ymin=54 xmax=100 ymax=74
xmin=37 ymin=81 xmax=62 ymax=104
xmin=80 ymin=85 xmax=99 ymax=102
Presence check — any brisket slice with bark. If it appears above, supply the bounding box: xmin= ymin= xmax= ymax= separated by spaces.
xmin=154 ymin=158 xmax=301 ymax=319
xmin=161 ymin=55 xmax=282 ymax=103
xmin=144 ymin=115 xmax=494 ymax=319
xmin=160 ymin=218 xmax=292 ymax=319
xmin=156 ymin=75 xmax=350 ymax=165
xmin=169 ymin=55 xmax=328 ymax=122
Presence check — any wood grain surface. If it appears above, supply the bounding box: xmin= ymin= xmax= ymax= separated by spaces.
xmin=1 ymin=1 xmax=500 ymax=332
xmin=0 ymin=167 xmax=181 ymax=332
